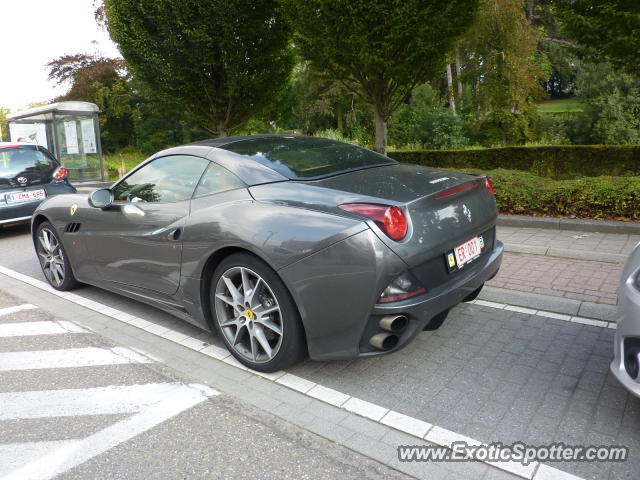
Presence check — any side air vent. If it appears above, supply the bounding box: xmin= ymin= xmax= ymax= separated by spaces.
xmin=65 ymin=223 xmax=81 ymax=233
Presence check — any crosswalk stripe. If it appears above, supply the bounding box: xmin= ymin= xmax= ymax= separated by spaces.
xmin=0 ymin=382 xmax=188 ymax=420
xmin=1 ymin=384 xmax=216 ymax=480
xmin=0 ymin=347 xmax=151 ymax=372
xmin=0 ymin=304 xmax=37 ymax=317
xmin=0 ymin=321 xmax=86 ymax=337
xmin=0 ymin=441 xmax=78 ymax=477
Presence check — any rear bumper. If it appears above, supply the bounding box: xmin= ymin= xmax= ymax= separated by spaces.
xmin=0 ymin=183 xmax=76 ymax=225
xmin=361 ymin=240 xmax=504 ymax=357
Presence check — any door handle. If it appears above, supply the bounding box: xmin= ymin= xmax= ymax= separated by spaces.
xmin=168 ymin=228 xmax=182 ymax=241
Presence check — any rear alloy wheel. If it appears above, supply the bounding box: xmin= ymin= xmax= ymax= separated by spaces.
xmin=211 ymin=253 xmax=305 ymax=371
xmin=36 ymin=222 xmax=80 ymax=291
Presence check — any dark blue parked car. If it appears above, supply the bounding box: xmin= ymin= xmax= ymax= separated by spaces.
xmin=1 ymin=143 xmax=76 ymax=226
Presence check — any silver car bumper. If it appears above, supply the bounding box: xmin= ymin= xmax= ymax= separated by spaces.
xmin=611 ymin=242 xmax=640 ymax=397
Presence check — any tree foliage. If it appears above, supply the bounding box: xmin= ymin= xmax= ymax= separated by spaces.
xmin=553 ymin=0 xmax=640 ymax=73
xmin=104 ymin=0 xmax=294 ymax=137
xmin=46 ymin=53 xmax=137 ymax=152
xmin=283 ymin=0 xmax=481 ymax=153
xmin=460 ymin=0 xmax=547 ymax=145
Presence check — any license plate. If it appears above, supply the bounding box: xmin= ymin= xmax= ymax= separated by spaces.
xmin=5 ymin=189 xmax=46 ymax=204
xmin=451 ymin=236 xmax=483 ymax=269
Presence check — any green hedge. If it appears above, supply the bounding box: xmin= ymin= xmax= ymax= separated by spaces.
xmin=456 ymin=168 xmax=640 ymax=220
xmin=390 ymin=145 xmax=640 ymax=179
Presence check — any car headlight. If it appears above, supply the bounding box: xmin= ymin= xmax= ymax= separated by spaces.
xmin=635 ymin=271 xmax=640 ymax=290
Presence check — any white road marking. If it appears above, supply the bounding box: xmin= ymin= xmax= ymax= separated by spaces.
xmin=1 ymin=383 xmax=218 ymax=480
xmin=0 ymin=263 xmax=593 ymax=480
xmin=0 ymin=304 xmax=37 ymax=317
xmin=0 ymin=320 xmax=85 ymax=337
xmin=0 ymin=441 xmax=78 ymax=477
xmin=0 ymin=382 xmax=189 ymax=420
xmin=0 ymin=347 xmax=151 ymax=372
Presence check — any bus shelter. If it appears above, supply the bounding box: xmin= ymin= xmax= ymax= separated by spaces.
xmin=6 ymin=101 xmax=103 ymax=181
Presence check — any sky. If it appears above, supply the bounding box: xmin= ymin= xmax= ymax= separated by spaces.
xmin=0 ymin=0 xmax=121 ymax=113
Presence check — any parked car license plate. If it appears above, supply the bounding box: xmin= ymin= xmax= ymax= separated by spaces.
xmin=446 ymin=236 xmax=484 ymax=271
xmin=5 ymin=189 xmax=46 ymax=204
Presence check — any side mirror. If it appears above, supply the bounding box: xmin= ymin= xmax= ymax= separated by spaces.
xmin=88 ymin=188 xmax=114 ymax=209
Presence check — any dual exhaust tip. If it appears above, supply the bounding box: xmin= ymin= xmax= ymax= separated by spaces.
xmin=369 ymin=315 xmax=408 ymax=351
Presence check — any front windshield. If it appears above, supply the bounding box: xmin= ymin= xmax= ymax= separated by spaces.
xmin=220 ymin=136 xmax=396 ymax=179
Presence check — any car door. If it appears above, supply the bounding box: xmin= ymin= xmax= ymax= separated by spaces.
xmin=82 ymin=154 xmax=210 ymax=295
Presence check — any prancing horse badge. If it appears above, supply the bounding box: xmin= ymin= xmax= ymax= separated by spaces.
xmin=70 ymin=204 xmax=78 ymax=216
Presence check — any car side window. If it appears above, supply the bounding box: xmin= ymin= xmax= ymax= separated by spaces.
xmin=193 ymin=162 xmax=245 ymax=198
xmin=114 ymin=155 xmax=209 ymax=203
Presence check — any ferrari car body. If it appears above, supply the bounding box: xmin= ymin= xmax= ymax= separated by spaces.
xmin=32 ymin=135 xmax=503 ymax=371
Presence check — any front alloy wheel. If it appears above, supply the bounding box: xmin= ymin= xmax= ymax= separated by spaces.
xmin=35 ymin=222 xmax=80 ymax=291
xmin=211 ymin=253 xmax=305 ymax=371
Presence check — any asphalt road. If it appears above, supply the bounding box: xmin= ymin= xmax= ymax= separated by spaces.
xmin=2 ymin=223 xmax=640 ymax=480
xmin=0 ymin=285 xmax=409 ymax=480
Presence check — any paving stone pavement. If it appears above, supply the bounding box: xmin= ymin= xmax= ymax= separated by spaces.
xmin=487 ymin=252 xmax=621 ymax=305
xmin=497 ymin=226 xmax=640 ymax=257
xmin=289 ymin=303 xmax=640 ymax=480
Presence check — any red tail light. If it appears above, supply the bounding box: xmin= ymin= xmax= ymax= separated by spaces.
xmin=339 ymin=203 xmax=408 ymax=241
xmin=52 ymin=167 xmax=68 ymax=180
xmin=484 ymin=176 xmax=495 ymax=197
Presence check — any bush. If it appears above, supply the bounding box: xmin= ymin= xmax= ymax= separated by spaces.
xmin=389 ymin=145 xmax=640 ymax=179
xmin=388 ymin=84 xmax=469 ymax=150
xmin=454 ymin=168 xmax=640 ymax=220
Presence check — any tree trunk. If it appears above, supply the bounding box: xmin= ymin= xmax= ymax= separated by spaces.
xmin=455 ymin=50 xmax=463 ymax=110
xmin=374 ymin=108 xmax=388 ymax=155
xmin=217 ymin=121 xmax=228 ymax=138
xmin=446 ymin=64 xmax=457 ymax=116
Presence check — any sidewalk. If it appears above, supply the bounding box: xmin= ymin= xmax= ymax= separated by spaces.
xmin=498 ymin=225 xmax=639 ymax=263
xmin=485 ymin=225 xmax=629 ymax=317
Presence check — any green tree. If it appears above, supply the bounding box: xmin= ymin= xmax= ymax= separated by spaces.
xmin=569 ymin=61 xmax=640 ymax=144
xmin=283 ymin=0 xmax=481 ymax=154
xmin=46 ymin=54 xmax=137 ymax=152
xmin=104 ymin=0 xmax=294 ymax=137
xmin=389 ymin=84 xmax=469 ymax=149
xmin=553 ymin=0 xmax=640 ymax=73
xmin=460 ymin=0 xmax=547 ymax=145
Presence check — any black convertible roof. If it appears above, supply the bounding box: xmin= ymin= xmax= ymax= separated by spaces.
xmin=189 ymin=134 xmax=300 ymax=148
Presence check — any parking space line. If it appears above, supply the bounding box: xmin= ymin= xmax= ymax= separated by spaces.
xmin=1 ymin=384 xmax=218 ymax=480
xmin=0 ymin=347 xmax=152 ymax=371
xmin=0 ymin=304 xmax=37 ymax=317
xmin=0 ymin=441 xmax=79 ymax=477
xmin=0 ymin=382 xmax=190 ymax=420
xmin=0 ymin=264 xmax=593 ymax=480
xmin=0 ymin=320 xmax=86 ymax=337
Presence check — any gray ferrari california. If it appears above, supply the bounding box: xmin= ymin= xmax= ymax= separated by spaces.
xmin=31 ymin=135 xmax=503 ymax=371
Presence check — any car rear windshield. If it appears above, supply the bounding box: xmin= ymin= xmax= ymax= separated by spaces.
xmin=0 ymin=145 xmax=56 ymax=177
xmin=219 ymin=137 xmax=395 ymax=179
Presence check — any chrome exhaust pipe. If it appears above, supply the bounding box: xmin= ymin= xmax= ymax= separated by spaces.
xmin=379 ymin=315 xmax=408 ymax=333
xmin=370 ymin=333 xmax=399 ymax=351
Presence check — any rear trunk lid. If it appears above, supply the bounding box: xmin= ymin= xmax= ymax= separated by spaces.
xmin=309 ymin=163 xmax=498 ymax=268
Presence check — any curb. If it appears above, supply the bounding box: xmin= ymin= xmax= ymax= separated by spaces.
xmin=503 ymin=242 xmax=627 ymax=264
xmin=478 ymin=285 xmax=619 ymax=322
xmin=498 ymin=215 xmax=640 ymax=235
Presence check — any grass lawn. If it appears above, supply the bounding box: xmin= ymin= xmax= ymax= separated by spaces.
xmin=537 ymin=98 xmax=584 ymax=114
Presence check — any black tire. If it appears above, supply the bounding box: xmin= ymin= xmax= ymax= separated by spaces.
xmin=35 ymin=221 xmax=81 ymax=291
xmin=423 ymin=309 xmax=450 ymax=331
xmin=210 ymin=252 xmax=306 ymax=372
